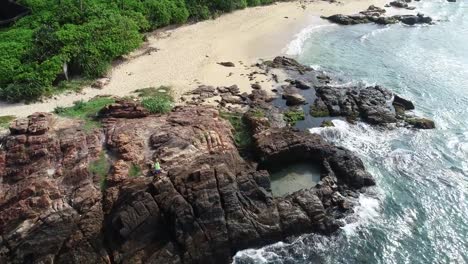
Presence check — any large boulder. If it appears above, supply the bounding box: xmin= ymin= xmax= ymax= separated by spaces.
xmin=390 ymin=1 xmax=409 ymax=8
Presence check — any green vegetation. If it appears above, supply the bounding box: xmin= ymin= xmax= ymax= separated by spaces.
xmin=249 ymin=108 xmax=265 ymax=118
xmin=220 ymin=111 xmax=252 ymax=151
xmin=134 ymin=86 xmax=172 ymax=97
xmin=310 ymin=104 xmax=329 ymax=117
xmin=1 ymin=0 xmax=281 ymax=102
xmin=138 ymin=86 xmax=174 ymax=114
xmin=283 ymin=109 xmax=305 ymax=126
xmin=54 ymin=97 xmax=115 ymax=130
xmin=0 ymin=115 xmax=16 ymax=129
xmin=89 ymin=152 xmax=110 ymax=190
xmin=129 ymin=163 xmax=142 ymax=177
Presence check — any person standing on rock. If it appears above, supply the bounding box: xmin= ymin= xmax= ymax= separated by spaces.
xmin=153 ymin=159 xmax=162 ymax=175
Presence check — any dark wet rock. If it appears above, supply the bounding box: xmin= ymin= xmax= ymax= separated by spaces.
xmin=406 ymin=117 xmax=436 ymax=129
xmin=251 ymin=83 xmax=262 ymax=90
xmin=396 ymin=14 xmax=432 ymax=25
xmin=261 ymin=56 xmax=435 ymax=128
xmin=323 ymin=14 xmax=370 ymax=25
xmin=282 ymin=92 xmax=306 ymax=106
xmin=186 ymin=85 xmax=218 ymax=99
xmin=447 ymin=0 xmax=456 ymax=2
xmin=393 ymin=94 xmax=415 ymax=110
xmin=217 ymin=61 xmax=235 ymax=67
xmin=310 ymin=98 xmax=330 ymax=117
xmin=217 ymin=84 xmax=240 ymax=95
xmin=313 ymin=85 xmax=397 ymax=124
xmin=249 ymin=89 xmax=277 ymax=103
xmin=253 ymin=128 xmax=375 ymax=188
xmin=263 ymin=56 xmax=313 ymax=74
xmin=221 ymin=94 xmax=246 ymax=105
xmin=323 ymin=5 xmax=432 ymax=25
xmin=390 ymin=1 xmax=409 ymax=8
xmin=294 ymin=80 xmax=312 ymax=90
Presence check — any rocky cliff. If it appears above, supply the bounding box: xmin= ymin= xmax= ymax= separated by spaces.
xmin=0 ymin=102 xmax=376 ymax=263
xmin=0 ymin=57 xmax=434 ymax=264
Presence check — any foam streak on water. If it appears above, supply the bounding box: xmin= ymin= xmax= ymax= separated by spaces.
xmin=234 ymin=1 xmax=468 ymax=263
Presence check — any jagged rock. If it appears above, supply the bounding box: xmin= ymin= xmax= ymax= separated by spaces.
xmin=251 ymin=83 xmax=262 ymax=90
xmin=282 ymin=92 xmax=306 ymax=106
xmin=294 ymin=80 xmax=312 ymax=90
xmin=323 ymin=6 xmax=432 ymax=25
xmin=221 ymin=95 xmax=245 ymax=105
xmin=253 ymin=127 xmax=375 ymax=188
xmin=1 ymin=104 xmax=378 ymax=263
xmin=263 ymin=56 xmax=313 ymax=73
xmin=406 ymin=117 xmax=436 ymax=129
xmin=217 ymin=84 xmax=240 ymax=95
xmin=186 ymin=85 xmax=217 ymax=99
xmin=0 ymin=113 xmax=106 ymax=264
xmin=99 ymin=100 xmax=150 ymax=118
xmin=393 ymin=94 xmax=415 ymax=110
xmin=262 ymin=56 xmax=434 ymax=128
xmin=390 ymin=1 xmax=409 ymax=8
xmin=323 ymin=14 xmax=369 ymax=25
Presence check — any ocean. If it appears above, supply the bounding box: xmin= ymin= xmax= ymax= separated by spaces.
xmin=233 ymin=0 xmax=468 ymax=263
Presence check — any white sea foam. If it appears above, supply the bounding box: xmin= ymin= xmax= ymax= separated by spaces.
xmin=360 ymin=26 xmax=391 ymax=42
xmin=341 ymin=194 xmax=381 ymax=236
xmin=283 ymin=24 xmax=337 ymax=56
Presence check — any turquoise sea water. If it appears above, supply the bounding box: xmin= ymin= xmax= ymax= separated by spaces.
xmin=234 ymin=0 xmax=468 ymax=263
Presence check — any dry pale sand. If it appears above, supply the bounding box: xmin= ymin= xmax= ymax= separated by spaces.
xmin=0 ymin=0 xmax=389 ymax=118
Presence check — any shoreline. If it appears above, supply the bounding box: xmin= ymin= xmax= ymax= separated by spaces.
xmin=0 ymin=0 xmax=388 ymax=118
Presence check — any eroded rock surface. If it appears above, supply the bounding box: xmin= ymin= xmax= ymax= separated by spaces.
xmin=0 ymin=102 xmax=376 ymax=263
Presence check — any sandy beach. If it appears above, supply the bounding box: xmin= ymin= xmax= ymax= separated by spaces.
xmin=0 ymin=0 xmax=388 ymax=118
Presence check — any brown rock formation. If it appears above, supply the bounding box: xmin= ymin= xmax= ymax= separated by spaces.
xmin=0 ymin=101 xmax=375 ymax=263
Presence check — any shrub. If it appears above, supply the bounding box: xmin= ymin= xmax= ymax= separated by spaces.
xmin=247 ymin=0 xmax=261 ymax=6
xmin=89 ymin=153 xmax=110 ymax=190
xmin=138 ymin=86 xmax=174 ymax=114
xmin=1 ymin=0 xmax=282 ymax=102
xmin=54 ymin=97 xmax=115 ymax=130
xmin=145 ymin=0 xmax=189 ymax=27
xmin=0 ymin=116 xmax=16 ymax=129
xmin=141 ymin=96 xmax=173 ymax=114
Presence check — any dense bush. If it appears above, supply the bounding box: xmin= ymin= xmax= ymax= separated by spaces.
xmin=1 ymin=0 xmax=281 ymax=102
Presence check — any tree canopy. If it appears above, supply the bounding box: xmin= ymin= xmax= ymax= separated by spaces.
xmin=0 ymin=0 xmax=278 ymax=102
